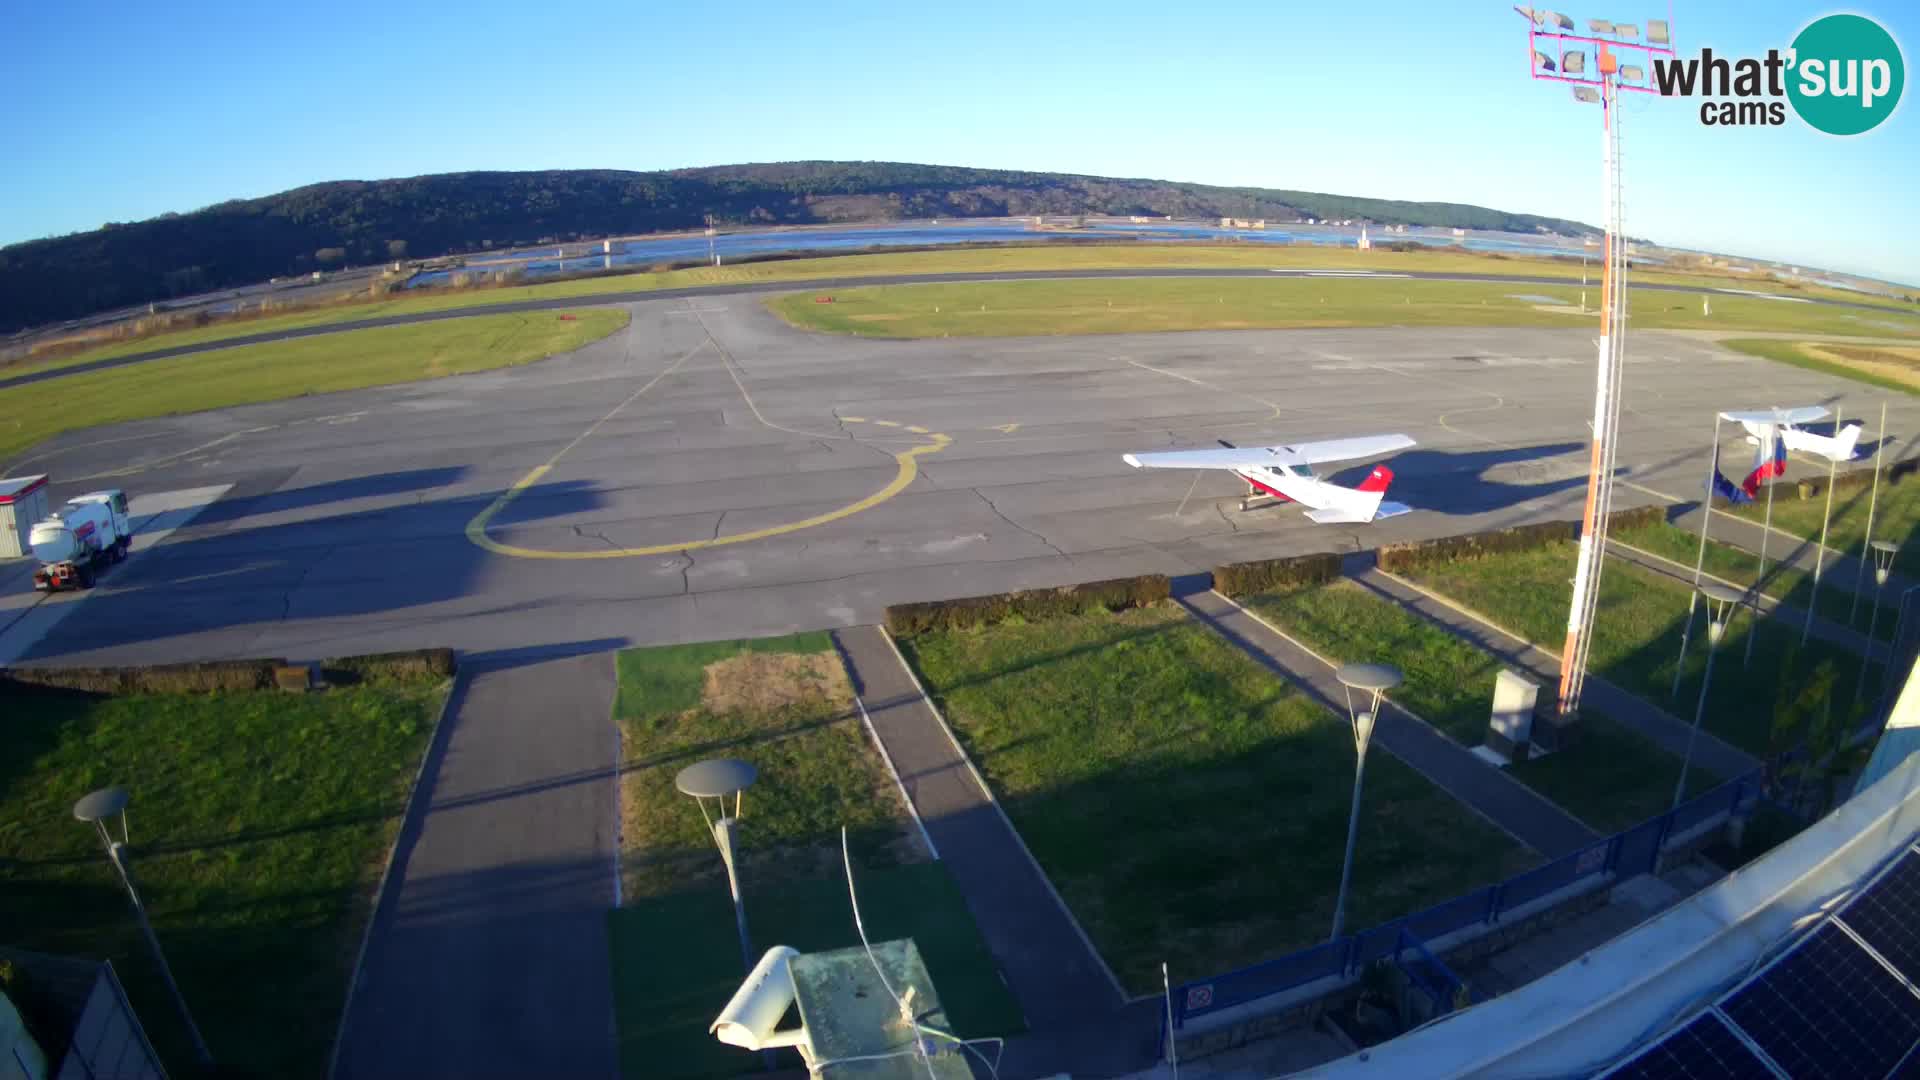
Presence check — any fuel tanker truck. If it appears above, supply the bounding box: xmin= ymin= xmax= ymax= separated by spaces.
xmin=29 ymin=490 xmax=132 ymax=591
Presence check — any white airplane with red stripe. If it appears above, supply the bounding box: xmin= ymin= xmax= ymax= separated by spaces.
xmin=1122 ymin=433 xmax=1417 ymax=524
xmin=1722 ymin=406 xmax=1862 ymax=462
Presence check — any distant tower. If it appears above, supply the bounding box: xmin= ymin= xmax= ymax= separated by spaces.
xmin=1358 ymin=225 xmax=1372 ymax=251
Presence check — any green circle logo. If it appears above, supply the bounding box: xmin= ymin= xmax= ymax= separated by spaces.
xmin=1787 ymin=14 xmax=1904 ymax=135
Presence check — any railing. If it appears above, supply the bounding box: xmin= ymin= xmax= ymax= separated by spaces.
xmin=1165 ymin=772 xmax=1761 ymax=1033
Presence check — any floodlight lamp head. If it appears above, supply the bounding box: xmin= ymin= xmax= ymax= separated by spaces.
xmin=1614 ymin=23 xmax=1638 ymax=40
xmin=1572 ymin=86 xmax=1602 ymax=103
xmin=1647 ymin=19 xmax=1670 ymax=45
xmin=1588 ymin=18 xmax=1615 ymax=33
xmin=1562 ymin=49 xmax=1587 ymax=74
xmin=1534 ymin=50 xmax=1557 ymax=72
xmin=1543 ymin=9 xmax=1573 ymax=30
xmin=1620 ymin=64 xmax=1645 ymax=82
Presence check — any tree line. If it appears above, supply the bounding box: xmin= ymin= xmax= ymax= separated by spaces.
xmin=0 ymin=161 xmax=1599 ymax=333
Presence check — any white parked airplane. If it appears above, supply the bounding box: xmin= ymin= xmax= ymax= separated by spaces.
xmin=1722 ymin=406 xmax=1862 ymax=462
xmin=1123 ymin=434 xmax=1417 ymax=524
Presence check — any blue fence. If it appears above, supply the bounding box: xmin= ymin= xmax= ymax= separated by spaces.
xmin=1166 ymin=771 xmax=1762 ymax=1031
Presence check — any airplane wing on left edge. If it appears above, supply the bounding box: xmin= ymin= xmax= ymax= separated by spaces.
xmin=1123 ymin=448 xmax=1268 ymax=470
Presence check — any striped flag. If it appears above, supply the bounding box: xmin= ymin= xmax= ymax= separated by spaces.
xmin=1742 ymin=433 xmax=1788 ymax=498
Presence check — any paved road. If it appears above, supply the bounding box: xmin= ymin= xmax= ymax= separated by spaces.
xmin=3 ymin=296 xmax=1916 ymax=670
xmin=4 ymin=265 xmax=1911 ymax=391
xmin=832 ymin=627 xmax=1125 ymax=1026
xmin=334 ymin=649 xmax=620 ymax=1080
xmin=1178 ymin=588 xmax=1598 ymax=856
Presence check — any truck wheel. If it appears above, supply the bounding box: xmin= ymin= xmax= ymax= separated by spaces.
xmin=112 ymin=539 xmax=128 ymax=564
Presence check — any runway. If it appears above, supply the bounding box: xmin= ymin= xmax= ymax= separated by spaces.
xmin=1 ymin=293 xmax=1911 ymax=667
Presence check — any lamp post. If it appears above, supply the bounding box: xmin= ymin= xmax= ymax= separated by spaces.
xmin=1673 ymin=584 xmax=1743 ymax=812
xmin=1331 ymin=662 xmax=1403 ymax=942
xmin=72 ymin=787 xmax=213 ymax=1068
xmin=676 ymin=759 xmax=759 ymax=973
xmin=1517 ymin=8 xmax=1673 ymax=721
xmin=1858 ymin=541 xmax=1900 ymax=702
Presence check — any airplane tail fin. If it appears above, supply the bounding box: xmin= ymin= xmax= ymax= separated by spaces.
xmin=1834 ymin=422 xmax=1863 ymax=461
xmin=1357 ymin=465 xmax=1394 ymax=494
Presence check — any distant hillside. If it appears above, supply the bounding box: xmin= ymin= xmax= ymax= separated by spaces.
xmin=0 ymin=161 xmax=1600 ymax=333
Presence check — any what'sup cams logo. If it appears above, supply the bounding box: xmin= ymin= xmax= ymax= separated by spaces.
xmin=1654 ymin=14 xmax=1905 ymax=133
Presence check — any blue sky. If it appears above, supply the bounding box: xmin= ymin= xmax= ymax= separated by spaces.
xmin=3 ymin=0 xmax=1914 ymax=284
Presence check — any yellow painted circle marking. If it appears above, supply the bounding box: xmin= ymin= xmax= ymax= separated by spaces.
xmin=464 ymin=341 xmax=951 ymax=559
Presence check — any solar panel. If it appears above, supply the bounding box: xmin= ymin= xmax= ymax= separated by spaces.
xmin=1596 ymin=1010 xmax=1776 ymax=1080
xmin=1842 ymin=852 xmax=1920 ymax=984
xmin=1722 ymin=923 xmax=1920 ymax=1080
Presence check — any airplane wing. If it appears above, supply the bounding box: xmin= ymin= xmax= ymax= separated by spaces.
xmin=1719 ymin=406 xmax=1829 ymax=425
xmin=1123 ymin=448 xmax=1266 ymax=470
xmin=1123 ymin=434 xmax=1414 ymax=471
xmin=1288 ymin=434 xmax=1417 ymax=465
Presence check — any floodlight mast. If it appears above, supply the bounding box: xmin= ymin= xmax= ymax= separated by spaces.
xmin=1516 ymin=6 xmax=1674 ymax=720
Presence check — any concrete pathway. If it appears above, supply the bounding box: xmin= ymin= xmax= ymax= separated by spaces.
xmin=333 ymin=651 xmax=620 ymax=1080
xmin=1348 ymin=564 xmax=1762 ymax=783
xmin=1175 ymin=589 xmax=1597 ymax=858
xmin=831 ymin=627 xmax=1126 ymax=1036
xmin=1606 ymin=539 xmax=1885 ymax=661
xmin=1671 ymin=503 xmax=1914 ymax=602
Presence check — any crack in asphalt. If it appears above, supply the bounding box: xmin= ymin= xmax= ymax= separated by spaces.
xmin=972 ymin=488 xmax=1069 ymax=559
xmin=571 ymin=524 xmax=621 ymax=551
xmin=1214 ymin=501 xmax=1241 ymax=533
xmin=678 ymin=551 xmax=694 ymax=595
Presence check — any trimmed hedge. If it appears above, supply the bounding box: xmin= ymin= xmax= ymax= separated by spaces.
xmin=885 ymin=574 xmax=1170 ymax=635
xmin=0 ymin=648 xmax=456 ymax=698
xmin=0 ymin=659 xmax=279 ymax=695
xmin=323 ymin=648 xmax=457 ymax=684
xmin=1213 ymin=552 xmax=1342 ymax=597
xmin=1794 ymin=458 xmax=1919 ymax=501
xmin=1379 ymin=520 xmax=1578 ymax=574
xmin=1377 ymin=505 xmax=1667 ymax=574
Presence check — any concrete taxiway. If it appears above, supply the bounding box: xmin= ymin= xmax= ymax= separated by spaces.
xmin=2 ymin=294 xmax=1911 ymax=667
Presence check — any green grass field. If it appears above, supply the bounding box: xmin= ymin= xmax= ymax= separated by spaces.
xmin=1611 ymin=519 xmax=1890 ymax=639
xmin=1720 ymin=338 xmax=1920 ymax=396
xmin=609 ymin=862 xmax=1024 ymax=1080
xmin=1243 ymin=579 xmax=1718 ymax=833
xmin=1397 ymin=543 xmax=1875 ymax=757
xmin=608 ymin=633 xmax=1021 ymax=1079
xmin=19 ymin=242 xmax=1905 ymax=380
xmin=0 ymin=674 xmax=444 ymax=1078
xmin=1721 ymin=475 xmax=1920 ymax=582
xmin=611 ymin=632 xmax=917 ymax=900
xmin=0 ymin=308 xmax=627 ymax=465
xmin=768 ymin=277 xmax=1920 ymax=339
xmin=897 ymin=604 xmax=1535 ymax=993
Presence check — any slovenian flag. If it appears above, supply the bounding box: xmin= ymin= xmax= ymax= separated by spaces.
xmin=1710 ymin=443 xmax=1753 ymax=506
xmin=1742 ymin=433 xmax=1788 ymax=498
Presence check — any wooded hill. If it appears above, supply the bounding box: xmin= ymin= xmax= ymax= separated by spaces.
xmin=0 ymin=161 xmax=1599 ymax=333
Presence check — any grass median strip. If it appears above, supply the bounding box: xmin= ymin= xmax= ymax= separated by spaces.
xmin=26 ymin=242 xmax=1883 ymax=378
xmin=1244 ymin=579 xmax=1718 ymax=834
xmin=768 ymin=277 xmax=1920 ymax=339
xmin=1398 ymin=541 xmax=1874 ymax=757
xmin=897 ymin=603 xmax=1534 ymax=994
xmin=0 ymin=308 xmax=628 ymax=465
xmin=0 ymin=671 xmax=445 ymax=1078
xmin=1721 ymin=473 xmax=1920 ymax=582
xmin=608 ymin=632 xmax=1019 ymax=1080
xmin=1612 ymin=519 xmax=1887 ymax=640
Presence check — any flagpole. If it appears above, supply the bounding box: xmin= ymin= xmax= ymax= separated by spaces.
xmin=1852 ymin=400 xmax=1888 ymax=625
xmin=1747 ymin=418 xmax=1781 ymax=668
xmin=1675 ymin=414 xmax=1722 ymax=698
xmin=1804 ymin=406 xmax=1842 ymax=644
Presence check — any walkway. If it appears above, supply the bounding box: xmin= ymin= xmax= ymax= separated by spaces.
xmin=830 ymin=628 xmax=1127 ymax=1043
xmin=1347 ymin=563 xmax=1762 ymax=782
xmin=1175 ymin=589 xmax=1598 ymax=858
xmin=333 ymin=650 xmax=620 ymax=1080
xmin=1606 ymin=539 xmax=1884 ymax=661
xmin=1670 ymin=502 xmax=1914 ymax=602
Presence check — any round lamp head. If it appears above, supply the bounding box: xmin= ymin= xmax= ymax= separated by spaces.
xmin=1872 ymin=541 xmax=1900 ymax=585
xmin=1700 ymin=582 xmax=1745 ymax=643
xmin=73 ymin=786 xmax=130 ymax=824
xmin=1336 ymin=663 xmax=1404 ymax=693
xmin=675 ymin=759 xmax=758 ymax=800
